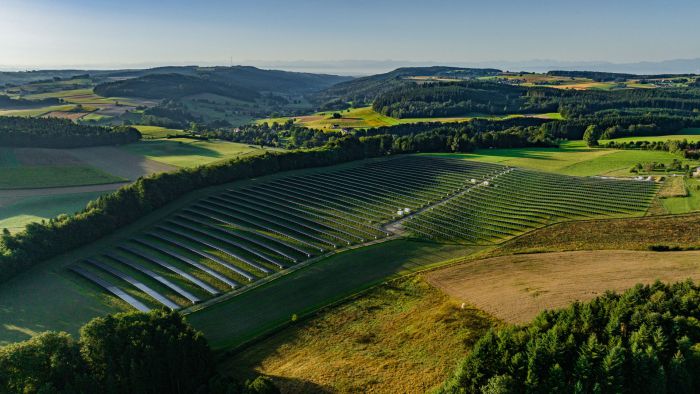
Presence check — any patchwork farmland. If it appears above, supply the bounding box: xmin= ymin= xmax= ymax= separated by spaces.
xmin=68 ymin=156 xmax=659 ymax=311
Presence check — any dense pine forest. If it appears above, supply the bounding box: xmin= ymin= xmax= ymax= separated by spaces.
xmin=440 ymin=281 xmax=700 ymax=393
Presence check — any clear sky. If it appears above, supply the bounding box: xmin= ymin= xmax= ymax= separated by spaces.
xmin=2 ymin=0 xmax=699 ymax=70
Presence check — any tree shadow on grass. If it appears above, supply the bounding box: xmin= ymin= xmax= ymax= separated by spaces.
xmin=134 ymin=140 xmax=223 ymax=159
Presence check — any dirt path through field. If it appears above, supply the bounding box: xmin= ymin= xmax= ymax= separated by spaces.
xmin=426 ymin=250 xmax=700 ymax=324
xmin=63 ymin=146 xmax=177 ymax=180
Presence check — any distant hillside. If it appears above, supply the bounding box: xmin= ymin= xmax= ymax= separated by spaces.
xmin=314 ymin=66 xmax=500 ymax=107
xmin=0 ymin=70 xmax=97 ymax=87
xmin=547 ymin=70 xmax=696 ymax=82
xmin=94 ymin=66 xmax=352 ymax=101
xmin=0 ymin=95 xmax=60 ymax=108
xmin=372 ymin=81 xmax=537 ymax=118
xmin=94 ymin=73 xmax=261 ymax=101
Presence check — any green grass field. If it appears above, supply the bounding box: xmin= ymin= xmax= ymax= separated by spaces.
xmin=187 ymin=239 xmax=479 ymax=349
xmin=600 ymin=128 xmax=700 ymax=143
xmin=0 ymin=104 xmax=76 ymax=117
xmin=0 ymin=166 xmax=124 ymax=189
xmin=257 ymin=106 xmax=561 ymax=130
xmin=0 ymin=191 xmax=108 ymax=233
xmin=121 ymin=138 xmax=269 ymax=167
xmin=132 ymin=125 xmax=187 ymax=139
xmin=425 ymin=140 xmax=700 ymax=176
xmin=662 ymin=178 xmax=700 ymax=213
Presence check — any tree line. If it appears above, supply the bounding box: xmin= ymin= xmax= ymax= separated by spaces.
xmin=0 ymin=117 xmax=141 ymax=148
xmin=439 ymin=280 xmax=700 ymax=393
xmin=0 ymin=95 xmax=59 ymax=108
xmin=371 ymin=81 xmax=545 ymax=118
xmin=0 ymin=309 xmax=278 ymax=394
xmin=604 ymin=139 xmax=700 ymax=160
xmin=367 ymin=79 xmax=700 ymax=119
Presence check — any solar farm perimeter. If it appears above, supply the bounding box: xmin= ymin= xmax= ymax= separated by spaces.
xmin=68 ymin=155 xmax=658 ymax=312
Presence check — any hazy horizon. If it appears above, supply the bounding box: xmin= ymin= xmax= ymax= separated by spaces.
xmin=3 ymin=0 xmax=699 ymax=73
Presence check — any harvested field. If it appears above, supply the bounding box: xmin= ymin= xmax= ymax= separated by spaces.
xmin=492 ymin=213 xmax=700 ymax=253
xmin=65 ymin=146 xmax=177 ymax=180
xmin=426 ymin=250 xmax=700 ymax=324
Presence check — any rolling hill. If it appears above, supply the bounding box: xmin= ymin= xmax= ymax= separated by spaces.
xmin=314 ymin=66 xmax=501 ymax=107
xmin=93 ymin=66 xmax=352 ymax=101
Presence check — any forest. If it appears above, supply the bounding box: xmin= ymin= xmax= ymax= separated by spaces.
xmin=369 ymin=80 xmax=700 ymax=119
xmin=0 ymin=309 xmax=277 ymax=393
xmin=94 ymin=73 xmax=261 ymax=101
xmin=440 ymin=280 xmax=700 ymax=393
xmin=0 ymin=117 xmax=141 ymax=148
xmin=0 ymin=95 xmax=59 ymax=108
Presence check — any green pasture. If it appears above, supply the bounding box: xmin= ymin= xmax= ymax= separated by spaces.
xmin=662 ymin=177 xmax=700 ymax=214
xmin=187 ymin=239 xmax=479 ymax=349
xmin=600 ymin=128 xmax=700 ymax=144
xmin=425 ymin=140 xmax=700 ymax=176
xmin=256 ymin=106 xmax=560 ymax=130
xmin=0 ymin=104 xmax=76 ymax=117
xmin=0 ymin=166 xmax=125 ymax=189
xmin=121 ymin=138 xmax=269 ymax=167
xmin=0 ymin=148 xmax=19 ymax=167
xmin=132 ymin=125 xmax=187 ymax=139
xmin=0 ymin=191 xmax=108 ymax=234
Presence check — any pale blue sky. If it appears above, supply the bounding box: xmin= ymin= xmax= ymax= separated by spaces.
xmin=2 ymin=0 xmax=699 ymax=70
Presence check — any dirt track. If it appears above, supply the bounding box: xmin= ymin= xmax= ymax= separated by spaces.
xmin=426 ymin=250 xmax=700 ymax=324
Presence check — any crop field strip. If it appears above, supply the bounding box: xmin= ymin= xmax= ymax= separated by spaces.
xmin=68 ymin=155 xmax=501 ymax=311
xmin=404 ymin=168 xmax=658 ymax=243
xmin=68 ymin=155 xmax=659 ymax=311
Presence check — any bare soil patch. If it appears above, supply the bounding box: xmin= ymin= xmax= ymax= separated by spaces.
xmin=14 ymin=148 xmax=82 ymax=166
xmin=426 ymin=250 xmax=700 ymax=324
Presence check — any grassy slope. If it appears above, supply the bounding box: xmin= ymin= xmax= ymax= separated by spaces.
xmin=132 ymin=125 xmax=187 ymax=139
xmin=424 ymin=140 xmax=700 ymax=177
xmin=491 ymin=213 xmax=700 ymax=254
xmin=187 ymin=240 xmax=479 ymax=349
xmin=121 ymin=138 xmax=268 ymax=167
xmin=0 ymin=166 xmax=124 ymax=189
xmin=223 ymin=277 xmax=495 ymax=393
xmin=0 ymin=191 xmax=107 ymax=233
